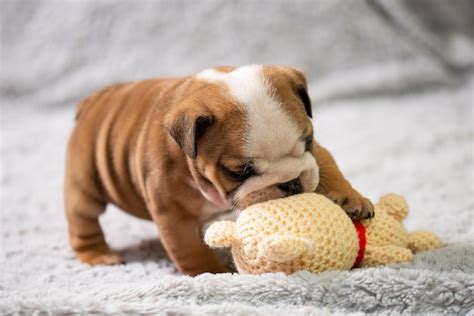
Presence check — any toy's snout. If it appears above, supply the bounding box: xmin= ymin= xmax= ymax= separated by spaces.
xmin=258 ymin=235 xmax=313 ymax=263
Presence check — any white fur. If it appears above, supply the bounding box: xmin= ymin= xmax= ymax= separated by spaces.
xmin=197 ymin=65 xmax=319 ymax=200
xmin=196 ymin=68 xmax=228 ymax=81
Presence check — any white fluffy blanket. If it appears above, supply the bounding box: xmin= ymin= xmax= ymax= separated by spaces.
xmin=1 ymin=78 xmax=473 ymax=314
xmin=1 ymin=0 xmax=473 ymax=314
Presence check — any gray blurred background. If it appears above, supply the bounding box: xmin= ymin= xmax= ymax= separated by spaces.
xmin=1 ymin=0 xmax=473 ymax=109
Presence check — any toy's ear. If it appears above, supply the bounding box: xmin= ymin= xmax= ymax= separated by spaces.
xmin=258 ymin=235 xmax=312 ymax=263
xmin=376 ymin=193 xmax=409 ymax=222
xmin=204 ymin=221 xmax=237 ymax=248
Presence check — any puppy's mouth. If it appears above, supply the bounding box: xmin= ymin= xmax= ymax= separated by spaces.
xmin=197 ymin=177 xmax=246 ymax=211
xmin=193 ymin=172 xmax=232 ymax=209
xmin=231 ymin=168 xmax=320 ymax=210
xmin=193 ymin=163 xmax=319 ymax=211
xmin=201 ymin=185 xmax=232 ymax=209
xmin=201 ymin=178 xmax=308 ymax=211
xmin=230 ymin=187 xmax=285 ymax=210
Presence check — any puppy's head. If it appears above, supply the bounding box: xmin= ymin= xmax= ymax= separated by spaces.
xmin=165 ymin=65 xmax=319 ymax=210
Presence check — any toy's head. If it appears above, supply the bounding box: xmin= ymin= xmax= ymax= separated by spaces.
xmin=205 ymin=193 xmax=359 ymax=274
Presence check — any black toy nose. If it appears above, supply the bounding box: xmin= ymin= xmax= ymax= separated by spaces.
xmin=277 ymin=178 xmax=303 ymax=196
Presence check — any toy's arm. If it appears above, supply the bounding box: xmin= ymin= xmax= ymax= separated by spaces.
xmin=204 ymin=221 xmax=236 ymax=248
xmin=407 ymin=231 xmax=443 ymax=253
xmin=258 ymin=235 xmax=312 ymax=263
xmin=361 ymin=245 xmax=413 ymax=267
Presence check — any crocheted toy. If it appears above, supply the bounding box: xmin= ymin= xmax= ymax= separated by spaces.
xmin=205 ymin=193 xmax=442 ymax=274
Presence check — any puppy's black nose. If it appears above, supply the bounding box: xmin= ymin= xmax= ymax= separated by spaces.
xmin=277 ymin=178 xmax=303 ymax=196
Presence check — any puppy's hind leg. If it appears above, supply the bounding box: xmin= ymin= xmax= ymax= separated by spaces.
xmin=64 ymin=178 xmax=123 ymax=266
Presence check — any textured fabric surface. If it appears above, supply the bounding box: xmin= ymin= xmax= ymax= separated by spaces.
xmin=1 ymin=247 xmax=474 ymax=314
xmin=1 ymin=0 xmax=474 ymax=314
xmin=1 ymin=77 xmax=473 ymax=314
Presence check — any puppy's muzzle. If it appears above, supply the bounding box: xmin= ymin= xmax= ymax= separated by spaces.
xmin=277 ymin=178 xmax=303 ymax=196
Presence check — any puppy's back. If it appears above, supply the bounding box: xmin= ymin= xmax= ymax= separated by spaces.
xmin=66 ymin=79 xmax=182 ymax=218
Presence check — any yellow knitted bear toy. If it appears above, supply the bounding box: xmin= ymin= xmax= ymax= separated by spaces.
xmin=204 ymin=193 xmax=442 ymax=274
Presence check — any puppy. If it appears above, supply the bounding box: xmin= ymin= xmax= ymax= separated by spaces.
xmin=64 ymin=65 xmax=373 ymax=275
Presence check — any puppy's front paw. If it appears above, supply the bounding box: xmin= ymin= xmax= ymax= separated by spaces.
xmin=326 ymin=190 xmax=374 ymax=220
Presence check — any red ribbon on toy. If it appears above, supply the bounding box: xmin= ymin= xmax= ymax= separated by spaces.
xmin=352 ymin=220 xmax=366 ymax=268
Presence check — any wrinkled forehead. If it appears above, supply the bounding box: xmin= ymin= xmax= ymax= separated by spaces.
xmin=196 ymin=65 xmax=310 ymax=160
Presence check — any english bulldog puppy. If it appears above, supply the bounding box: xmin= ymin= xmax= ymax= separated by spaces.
xmin=64 ymin=65 xmax=374 ymax=275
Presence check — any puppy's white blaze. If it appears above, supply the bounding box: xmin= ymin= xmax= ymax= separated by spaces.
xmin=197 ymin=65 xmax=301 ymax=158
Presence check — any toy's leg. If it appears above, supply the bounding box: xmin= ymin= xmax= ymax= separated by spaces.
xmin=408 ymin=231 xmax=443 ymax=253
xmin=362 ymin=245 xmax=413 ymax=267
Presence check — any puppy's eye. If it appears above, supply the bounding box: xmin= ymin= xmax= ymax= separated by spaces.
xmin=304 ymin=137 xmax=312 ymax=152
xmin=221 ymin=163 xmax=256 ymax=182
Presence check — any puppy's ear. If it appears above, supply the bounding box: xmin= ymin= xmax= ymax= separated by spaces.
xmin=165 ymin=105 xmax=214 ymax=159
xmin=284 ymin=67 xmax=312 ymax=118
xmin=295 ymin=85 xmax=312 ymax=118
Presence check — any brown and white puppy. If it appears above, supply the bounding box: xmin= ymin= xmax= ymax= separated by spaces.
xmin=64 ymin=65 xmax=373 ymax=275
